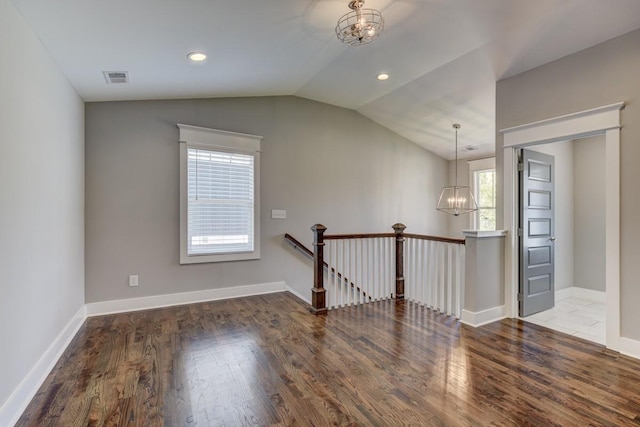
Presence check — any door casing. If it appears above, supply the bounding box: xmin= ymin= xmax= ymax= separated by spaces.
xmin=500 ymin=102 xmax=623 ymax=351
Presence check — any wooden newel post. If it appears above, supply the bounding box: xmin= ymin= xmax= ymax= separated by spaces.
xmin=392 ymin=223 xmax=406 ymax=301
xmin=311 ymin=224 xmax=328 ymax=315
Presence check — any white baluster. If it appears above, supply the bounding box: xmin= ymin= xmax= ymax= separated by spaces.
xmin=438 ymin=242 xmax=445 ymax=312
xmin=326 ymin=240 xmax=336 ymax=309
xmin=407 ymin=238 xmax=412 ymax=303
xmin=458 ymin=245 xmax=465 ymax=318
xmin=416 ymin=240 xmax=429 ymax=305
xmin=376 ymin=239 xmax=383 ymax=302
xmin=333 ymin=240 xmax=338 ymax=310
xmin=364 ymin=239 xmax=370 ymax=301
xmin=447 ymin=243 xmax=453 ymax=316
xmin=413 ymin=238 xmax=417 ymax=303
xmin=385 ymin=237 xmax=389 ymax=300
xmin=354 ymin=239 xmax=365 ymax=304
xmin=415 ymin=239 xmax=420 ymax=304
xmin=429 ymin=241 xmax=436 ymax=309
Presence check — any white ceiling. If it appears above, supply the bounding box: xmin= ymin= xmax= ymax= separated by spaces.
xmin=11 ymin=0 xmax=640 ymax=159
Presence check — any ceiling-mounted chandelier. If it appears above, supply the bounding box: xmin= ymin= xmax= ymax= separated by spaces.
xmin=436 ymin=124 xmax=479 ymax=216
xmin=335 ymin=0 xmax=384 ymax=46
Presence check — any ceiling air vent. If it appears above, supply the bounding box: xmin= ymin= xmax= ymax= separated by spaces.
xmin=103 ymin=71 xmax=129 ymax=84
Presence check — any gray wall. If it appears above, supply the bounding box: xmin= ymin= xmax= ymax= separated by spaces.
xmin=0 ymin=0 xmax=85 ymax=413
xmin=496 ymin=28 xmax=640 ymax=339
xmin=574 ymin=136 xmax=606 ymax=292
xmin=529 ymin=141 xmax=575 ymax=291
xmin=85 ymin=96 xmax=449 ymax=303
xmin=464 ymin=236 xmax=505 ymax=312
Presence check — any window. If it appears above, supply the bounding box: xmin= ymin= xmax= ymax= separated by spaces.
xmin=178 ymin=124 xmax=262 ymax=264
xmin=468 ymin=158 xmax=496 ymax=231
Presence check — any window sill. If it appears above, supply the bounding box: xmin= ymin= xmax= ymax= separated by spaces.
xmin=180 ymin=250 xmax=260 ymax=264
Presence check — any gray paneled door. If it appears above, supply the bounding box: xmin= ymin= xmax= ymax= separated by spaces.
xmin=519 ymin=149 xmax=555 ymax=317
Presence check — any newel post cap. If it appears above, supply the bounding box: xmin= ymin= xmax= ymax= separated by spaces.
xmin=392 ymin=223 xmax=406 ymax=233
xmin=311 ymin=224 xmax=327 ymax=232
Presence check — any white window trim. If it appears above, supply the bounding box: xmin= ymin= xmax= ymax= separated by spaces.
xmin=178 ymin=124 xmax=262 ymax=264
xmin=468 ymin=157 xmax=496 ymax=230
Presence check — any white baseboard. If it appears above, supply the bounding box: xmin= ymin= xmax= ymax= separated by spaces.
xmin=555 ymin=287 xmax=574 ymax=301
xmin=461 ymin=305 xmax=507 ymax=327
xmin=556 ymin=286 xmax=605 ymax=304
xmin=284 ymin=285 xmax=311 ymax=304
xmin=0 ymin=305 xmax=86 ymax=427
xmin=620 ymin=337 xmax=640 ymax=361
xmin=2 ymin=281 xmax=291 ymax=425
xmin=86 ymin=281 xmax=288 ymax=316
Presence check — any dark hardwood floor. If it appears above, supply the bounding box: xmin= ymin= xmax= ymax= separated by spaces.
xmin=16 ymin=292 xmax=640 ymax=426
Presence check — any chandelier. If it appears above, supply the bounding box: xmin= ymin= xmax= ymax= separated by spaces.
xmin=436 ymin=124 xmax=479 ymax=216
xmin=336 ymin=0 xmax=384 ymax=46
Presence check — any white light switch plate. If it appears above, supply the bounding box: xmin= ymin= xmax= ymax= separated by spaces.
xmin=129 ymin=275 xmax=139 ymax=287
xmin=271 ymin=209 xmax=286 ymax=219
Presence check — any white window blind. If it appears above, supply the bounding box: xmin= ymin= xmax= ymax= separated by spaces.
xmin=187 ymin=148 xmax=255 ymax=256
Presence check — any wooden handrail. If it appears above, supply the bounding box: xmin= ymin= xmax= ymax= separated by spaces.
xmin=404 ymin=233 xmax=465 ymax=245
xmin=284 ymin=233 xmax=372 ymax=310
xmin=284 ymin=233 xmax=313 ymax=258
xmin=324 ymin=232 xmax=395 ymax=240
xmin=322 ymin=232 xmax=464 ymax=245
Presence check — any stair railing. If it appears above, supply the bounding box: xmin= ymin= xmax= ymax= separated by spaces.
xmin=310 ymin=224 xmax=465 ymax=317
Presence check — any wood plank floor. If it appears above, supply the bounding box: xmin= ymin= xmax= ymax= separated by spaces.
xmin=16 ymin=292 xmax=640 ymax=426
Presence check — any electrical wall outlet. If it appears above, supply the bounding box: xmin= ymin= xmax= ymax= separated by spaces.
xmin=271 ymin=209 xmax=287 ymax=219
xmin=129 ymin=275 xmax=139 ymax=287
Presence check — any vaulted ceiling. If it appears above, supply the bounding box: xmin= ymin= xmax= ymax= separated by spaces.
xmin=11 ymin=0 xmax=640 ymax=159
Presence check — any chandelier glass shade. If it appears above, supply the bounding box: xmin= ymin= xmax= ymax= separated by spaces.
xmin=336 ymin=0 xmax=384 ymax=46
xmin=436 ymin=124 xmax=478 ymax=216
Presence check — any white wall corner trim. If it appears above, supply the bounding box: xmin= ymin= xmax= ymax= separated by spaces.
xmin=460 ymin=306 xmax=507 ymax=327
xmin=620 ymin=338 xmax=640 ymax=361
xmin=85 ymin=282 xmax=288 ymax=316
xmin=0 ymin=305 xmax=87 ymax=427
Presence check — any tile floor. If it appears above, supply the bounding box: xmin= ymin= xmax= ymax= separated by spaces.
xmin=523 ymin=296 xmax=606 ymax=345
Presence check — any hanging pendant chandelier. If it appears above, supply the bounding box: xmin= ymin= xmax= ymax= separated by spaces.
xmin=336 ymin=0 xmax=384 ymax=46
xmin=436 ymin=124 xmax=478 ymax=216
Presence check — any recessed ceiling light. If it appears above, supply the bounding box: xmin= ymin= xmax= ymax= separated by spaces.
xmin=377 ymin=73 xmax=389 ymax=81
xmin=187 ymin=52 xmax=207 ymax=62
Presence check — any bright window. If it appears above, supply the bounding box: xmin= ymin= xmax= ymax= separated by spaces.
xmin=178 ymin=124 xmax=262 ymax=264
xmin=468 ymin=158 xmax=496 ymax=231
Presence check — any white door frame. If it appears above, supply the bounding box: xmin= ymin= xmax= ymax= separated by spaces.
xmin=500 ymin=102 xmax=624 ymax=351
